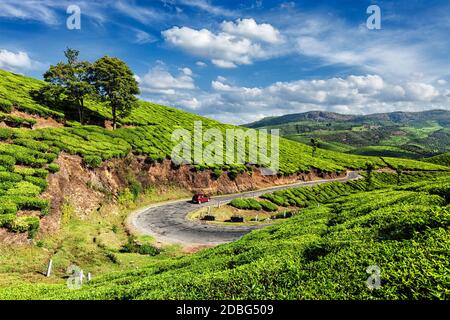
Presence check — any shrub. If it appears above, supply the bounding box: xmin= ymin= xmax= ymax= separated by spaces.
xmin=1 ymin=196 xmax=50 ymax=215
xmin=0 ymin=128 xmax=12 ymax=140
xmin=84 ymin=155 xmax=102 ymax=168
xmin=227 ymin=170 xmax=238 ymax=181
xmin=6 ymin=181 xmax=41 ymax=196
xmin=212 ymin=168 xmax=223 ymax=179
xmin=47 ymin=163 xmax=60 ymax=173
xmin=8 ymin=216 xmax=40 ymax=236
xmin=120 ymin=241 xmax=160 ymax=256
xmin=259 ymin=200 xmax=278 ymax=212
xmin=0 ymin=200 xmax=17 ymax=215
xmin=0 ymin=214 xmax=15 ymax=227
xmin=0 ymin=99 xmax=12 ymax=113
xmin=24 ymin=176 xmax=48 ymax=191
xmin=0 ymin=155 xmax=15 ymax=170
xmin=229 ymin=198 xmax=262 ymax=210
xmin=0 ymin=171 xmax=22 ymax=183
xmin=138 ymin=244 xmax=160 ymax=256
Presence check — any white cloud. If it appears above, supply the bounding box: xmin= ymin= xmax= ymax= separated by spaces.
xmin=138 ymin=65 xmax=195 ymax=95
xmin=155 ymin=74 xmax=449 ymax=124
xmin=162 ymin=26 xmax=266 ymax=68
xmin=0 ymin=49 xmax=39 ymax=72
xmin=114 ymin=1 xmax=166 ymax=24
xmin=162 ymin=18 xmax=284 ymax=68
xmin=0 ymin=1 xmax=59 ymax=25
xmin=195 ymin=61 xmax=207 ymax=67
xmin=221 ymin=18 xmax=282 ymax=44
xmin=288 ymin=13 xmax=450 ymax=81
xmin=133 ymin=29 xmax=157 ymax=44
xmin=0 ymin=1 xmax=107 ymax=26
xmin=404 ymin=82 xmax=439 ymax=101
xmin=178 ymin=0 xmax=235 ymax=17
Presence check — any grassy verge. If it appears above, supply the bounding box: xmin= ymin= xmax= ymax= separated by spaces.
xmin=0 ymin=184 xmax=191 ymax=288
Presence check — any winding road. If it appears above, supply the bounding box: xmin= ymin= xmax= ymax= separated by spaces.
xmin=131 ymin=171 xmax=361 ymax=246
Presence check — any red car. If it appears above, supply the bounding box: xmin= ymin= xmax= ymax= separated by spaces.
xmin=192 ymin=193 xmax=210 ymax=204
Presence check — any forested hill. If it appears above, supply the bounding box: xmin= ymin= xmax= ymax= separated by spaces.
xmin=245 ymin=110 xmax=450 ymax=128
xmin=244 ymin=109 xmax=450 ymax=158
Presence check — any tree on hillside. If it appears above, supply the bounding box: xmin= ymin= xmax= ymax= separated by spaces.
xmin=89 ymin=56 xmax=140 ymax=129
xmin=43 ymin=48 xmax=92 ymax=124
xmin=311 ymin=138 xmax=319 ymax=157
xmin=365 ymin=161 xmax=375 ymax=188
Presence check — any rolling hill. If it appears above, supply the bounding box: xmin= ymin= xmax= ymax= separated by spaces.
xmin=244 ymin=110 xmax=450 ymax=158
xmin=0 ymin=68 xmax=449 ymax=300
xmin=1 ymin=171 xmax=449 ymax=299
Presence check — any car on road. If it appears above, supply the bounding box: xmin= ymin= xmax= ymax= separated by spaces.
xmin=192 ymin=193 xmax=210 ymax=204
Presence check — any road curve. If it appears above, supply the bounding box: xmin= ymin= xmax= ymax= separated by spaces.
xmin=131 ymin=171 xmax=361 ymax=246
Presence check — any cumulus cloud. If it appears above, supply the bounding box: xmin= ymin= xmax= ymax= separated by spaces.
xmin=147 ymin=74 xmax=449 ymax=124
xmin=0 ymin=49 xmax=40 ymax=72
xmin=162 ymin=18 xmax=283 ymax=68
xmin=221 ymin=18 xmax=282 ymax=44
xmin=137 ymin=65 xmax=195 ymax=95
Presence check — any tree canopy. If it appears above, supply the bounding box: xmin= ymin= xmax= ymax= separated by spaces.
xmin=43 ymin=48 xmax=92 ymax=124
xmin=89 ymin=56 xmax=140 ymax=129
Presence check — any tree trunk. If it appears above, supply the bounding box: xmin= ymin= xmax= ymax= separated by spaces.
xmin=78 ymin=99 xmax=84 ymax=125
xmin=112 ymin=105 xmax=117 ymax=130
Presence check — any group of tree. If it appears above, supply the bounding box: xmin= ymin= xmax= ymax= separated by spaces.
xmin=40 ymin=48 xmax=139 ymax=129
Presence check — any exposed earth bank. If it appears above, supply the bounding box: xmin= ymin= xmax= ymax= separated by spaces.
xmin=2 ymin=152 xmax=345 ymax=243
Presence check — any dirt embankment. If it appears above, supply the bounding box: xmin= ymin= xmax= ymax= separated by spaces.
xmin=10 ymin=153 xmax=344 ymax=239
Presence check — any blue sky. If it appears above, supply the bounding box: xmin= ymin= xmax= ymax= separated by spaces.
xmin=0 ymin=0 xmax=449 ymax=124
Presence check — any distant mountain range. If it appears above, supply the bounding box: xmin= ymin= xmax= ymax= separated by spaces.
xmin=244 ymin=110 xmax=450 ymax=158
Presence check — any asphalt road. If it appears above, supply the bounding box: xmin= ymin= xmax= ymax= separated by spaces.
xmin=131 ymin=171 xmax=361 ymax=246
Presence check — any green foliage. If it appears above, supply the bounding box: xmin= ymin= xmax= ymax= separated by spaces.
xmin=229 ymin=198 xmax=262 ymax=210
xmin=2 ymin=175 xmax=449 ymax=299
xmin=0 ymin=128 xmax=12 ymax=140
xmin=120 ymin=241 xmax=160 ymax=256
xmin=423 ymin=153 xmax=450 ymax=167
xmin=0 ymin=155 xmax=15 ymax=170
xmin=83 ymin=155 xmax=102 ymax=168
xmin=0 ymin=112 xmax=36 ymax=127
xmin=259 ymin=200 xmax=278 ymax=212
xmin=0 ymin=99 xmax=13 ymax=112
xmin=0 ymin=68 xmax=448 ymax=242
xmin=89 ymin=56 xmax=140 ymax=129
xmin=212 ymin=168 xmax=223 ymax=179
xmin=8 ymin=216 xmax=40 ymax=235
xmin=247 ymin=110 xmax=450 ymax=158
xmin=0 ymin=70 xmax=64 ymax=118
xmin=0 ymin=214 xmax=15 ymax=227
xmin=42 ymin=48 xmax=93 ymax=124
xmin=47 ymin=163 xmax=60 ymax=173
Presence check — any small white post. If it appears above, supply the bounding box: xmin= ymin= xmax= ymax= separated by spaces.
xmin=208 ymin=206 xmax=211 ymax=214
xmin=46 ymin=259 xmax=53 ymax=277
xmin=87 ymin=273 xmax=92 ymax=282
xmin=79 ymin=270 xmax=84 ymax=285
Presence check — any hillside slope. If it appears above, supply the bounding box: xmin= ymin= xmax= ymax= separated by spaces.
xmin=0 ymin=69 xmax=447 ymax=240
xmin=244 ymin=110 xmax=450 ymax=158
xmin=1 ymin=172 xmax=448 ymax=299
